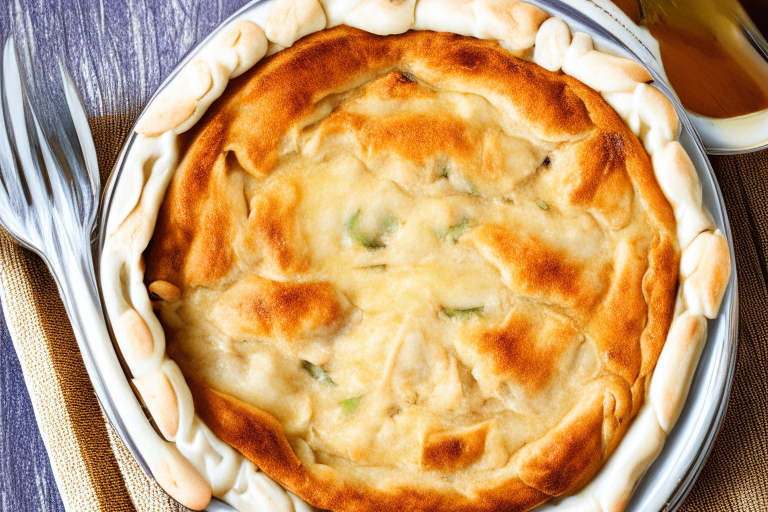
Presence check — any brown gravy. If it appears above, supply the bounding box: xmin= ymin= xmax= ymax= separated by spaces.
xmin=615 ymin=0 xmax=768 ymax=118
xmin=649 ymin=20 xmax=768 ymax=118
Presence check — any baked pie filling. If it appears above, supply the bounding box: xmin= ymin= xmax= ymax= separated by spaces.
xmin=142 ymin=27 xmax=679 ymax=510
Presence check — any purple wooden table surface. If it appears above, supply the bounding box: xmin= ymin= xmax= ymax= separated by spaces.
xmin=0 ymin=1 xmax=250 ymax=509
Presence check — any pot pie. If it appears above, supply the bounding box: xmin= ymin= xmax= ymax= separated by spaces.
xmin=99 ymin=1 xmax=732 ymax=511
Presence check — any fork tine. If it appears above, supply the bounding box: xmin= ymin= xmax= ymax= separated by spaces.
xmin=27 ymin=84 xmax=88 ymax=227
xmin=0 ymin=39 xmax=29 ymax=215
xmin=59 ymin=62 xmax=100 ymax=200
xmin=2 ymin=38 xmax=55 ymax=233
xmin=0 ymin=38 xmax=41 ymax=234
xmin=29 ymin=96 xmax=79 ymax=227
xmin=47 ymin=63 xmax=98 ymax=229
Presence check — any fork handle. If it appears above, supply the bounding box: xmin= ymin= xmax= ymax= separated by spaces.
xmin=46 ymin=245 xmax=204 ymax=505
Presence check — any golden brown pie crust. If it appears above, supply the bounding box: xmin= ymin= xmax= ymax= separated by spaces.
xmin=144 ymin=26 xmax=679 ymax=512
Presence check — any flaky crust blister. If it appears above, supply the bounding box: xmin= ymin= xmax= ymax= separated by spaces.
xmin=99 ymin=2 xmax=732 ymax=511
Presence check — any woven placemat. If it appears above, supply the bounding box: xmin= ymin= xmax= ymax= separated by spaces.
xmin=677 ymin=150 xmax=768 ymax=512
xmin=0 ymin=115 xmax=765 ymax=512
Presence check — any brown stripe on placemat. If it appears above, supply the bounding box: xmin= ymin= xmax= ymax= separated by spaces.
xmin=90 ymin=114 xmax=139 ymax=186
xmin=679 ymin=150 xmax=768 ymax=512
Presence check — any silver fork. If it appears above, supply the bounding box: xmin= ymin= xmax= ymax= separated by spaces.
xmin=0 ymin=37 xmax=151 ymax=475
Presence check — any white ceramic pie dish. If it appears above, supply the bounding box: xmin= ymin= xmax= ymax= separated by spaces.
xmin=95 ymin=1 xmax=738 ymax=511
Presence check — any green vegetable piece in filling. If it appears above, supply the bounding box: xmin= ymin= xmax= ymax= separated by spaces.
xmin=346 ymin=211 xmax=399 ymax=250
xmin=465 ymin=178 xmax=480 ymax=197
xmin=442 ymin=306 xmax=484 ymax=318
xmin=380 ymin=214 xmax=399 ymax=234
xmin=346 ymin=210 xmax=385 ymax=249
xmin=302 ymin=360 xmax=336 ymax=387
xmin=435 ymin=218 xmax=471 ymax=243
xmin=340 ymin=395 xmax=362 ymax=415
xmin=536 ymin=199 xmax=550 ymax=210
